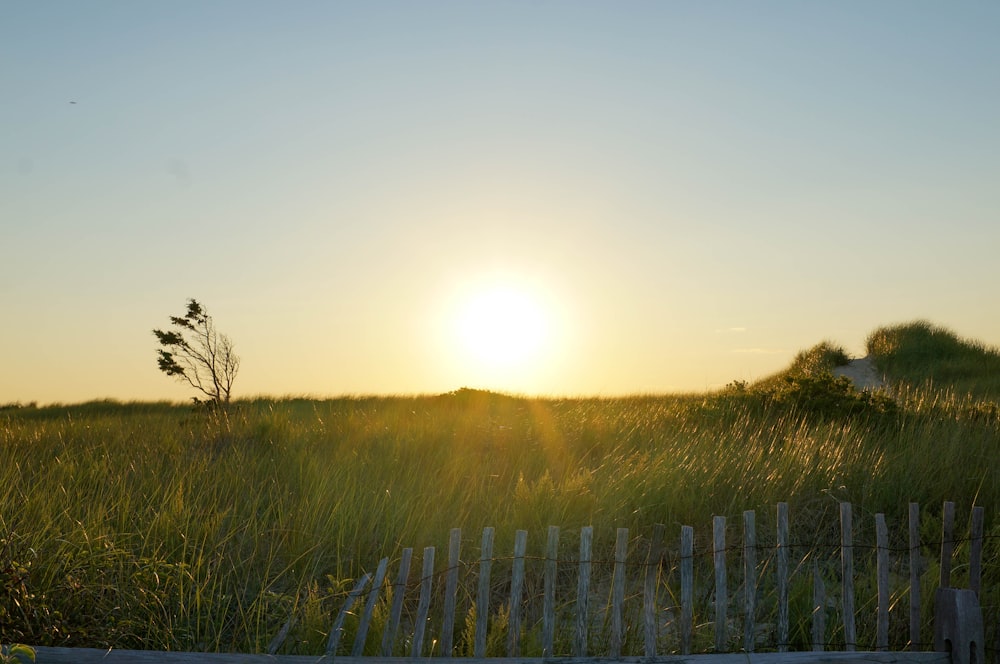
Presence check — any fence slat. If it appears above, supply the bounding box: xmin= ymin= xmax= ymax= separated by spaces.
xmin=507 ymin=530 xmax=528 ymax=657
xmin=940 ymin=501 xmax=955 ymax=589
xmin=876 ymin=513 xmax=889 ymax=652
xmin=474 ymin=528 xmax=494 ymax=658
xmin=610 ymin=528 xmax=628 ymax=658
xmin=714 ymin=515 xmax=728 ymax=652
xmin=744 ymin=510 xmax=757 ymax=653
xmin=326 ymin=573 xmax=371 ymax=656
xmin=440 ymin=528 xmax=462 ymax=657
xmin=812 ymin=560 xmax=825 ymax=652
xmin=266 ymin=613 xmax=296 ymax=656
xmin=777 ymin=502 xmax=790 ymax=652
xmin=352 ymin=557 xmax=389 ymax=656
xmin=411 ymin=547 xmax=436 ymax=657
xmin=909 ymin=503 xmax=921 ymax=651
xmin=681 ymin=524 xmax=694 ymax=655
xmin=575 ymin=526 xmax=593 ymax=657
xmin=841 ymin=502 xmax=855 ymax=651
xmin=543 ymin=526 xmax=559 ymax=657
xmin=970 ymin=506 xmax=984 ymax=597
xmin=644 ymin=523 xmax=665 ymax=657
xmin=380 ymin=548 xmax=412 ymax=656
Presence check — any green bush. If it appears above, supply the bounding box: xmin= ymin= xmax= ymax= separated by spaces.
xmin=763 ymin=373 xmax=897 ymax=419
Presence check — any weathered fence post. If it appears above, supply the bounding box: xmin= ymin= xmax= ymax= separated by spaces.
xmin=380 ymin=547 xmax=412 ymax=656
xmin=876 ymin=513 xmax=889 ymax=652
xmin=507 ymin=530 xmax=528 ymax=656
xmin=910 ymin=502 xmax=922 ymax=651
xmin=680 ymin=524 xmax=694 ymax=655
xmin=543 ymin=525 xmax=559 ymax=656
xmin=713 ymin=515 xmax=727 ymax=652
xmin=411 ymin=547 xmax=435 ymax=656
xmin=440 ymin=528 xmax=462 ymax=657
xmin=840 ymin=502 xmax=856 ymax=651
xmin=610 ymin=528 xmax=628 ymax=658
xmin=970 ymin=506 xmax=984 ymax=597
xmin=812 ymin=560 xmax=825 ymax=651
xmin=941 ymin=501 xmax=955 ymax=588
xmin=575 ymin=526 xmax=593 ymax=657
xmin=743 ymin=510 xmax=757 ymax=653
xmin=776 ymin=502 xmax=789 ymax=652
xmin=644 ymin=523 xmax=665 ymax=656
xmin=351 ymin=557 xmax=389 ymax=656
xmin=325 ymin=573 xmax=371 ymax=657
xmin=934 ymin=588 xmax=984 ymax=664
xmin=474 ymin=527 xmax=494 ymax=658
xmin=933 ymin=502 xmax=984 ymax=664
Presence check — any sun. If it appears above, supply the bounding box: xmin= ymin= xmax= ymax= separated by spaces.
xmin=433 ymin=271 xmax=572 ymax=390
xmin=455 ymin=285 xmax=549 ymax=369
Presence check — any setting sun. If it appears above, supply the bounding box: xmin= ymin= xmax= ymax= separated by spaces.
xmin=456 ymin=285 xmax=549 ymax=369
xmin=429 ymin=270 xmax=576 ymax=393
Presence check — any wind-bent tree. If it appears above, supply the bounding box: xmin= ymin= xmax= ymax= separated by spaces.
xmin=153 ymin=298 xmax=240 ymax=404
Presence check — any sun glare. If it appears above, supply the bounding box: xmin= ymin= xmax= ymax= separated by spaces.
xmin=455 ymin=285 xmax=549 ymax=370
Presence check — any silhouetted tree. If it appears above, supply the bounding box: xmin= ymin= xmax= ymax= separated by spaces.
xmin=153 ymin=299 xmax=239 ymax=404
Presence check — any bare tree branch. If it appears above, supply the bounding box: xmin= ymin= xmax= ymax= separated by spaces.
xmin=153 ymin=298 xmax=239 ymax=404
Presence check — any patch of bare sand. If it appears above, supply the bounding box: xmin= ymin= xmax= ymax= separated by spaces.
xmin=833 ymin=356 xmax=886 ymax=391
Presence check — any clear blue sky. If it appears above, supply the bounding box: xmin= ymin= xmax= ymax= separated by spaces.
xmin=3 ymin=1 xmax=999 ymax=404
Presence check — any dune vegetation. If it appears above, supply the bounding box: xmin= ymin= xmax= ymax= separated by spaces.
xmin=1 ymin=321 xmax=998 ymax=656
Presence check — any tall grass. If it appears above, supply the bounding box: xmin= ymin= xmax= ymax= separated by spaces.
xmin=1 ymin=324 xmax=999 ymax=654
xmin=868 ymin=320 xmax=1000 ymax=400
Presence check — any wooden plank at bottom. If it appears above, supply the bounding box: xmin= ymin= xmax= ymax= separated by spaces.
xmin=31 ymin=645 xmax=953 ymax=664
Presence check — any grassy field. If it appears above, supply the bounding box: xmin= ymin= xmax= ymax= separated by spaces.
xmin=2 ymin=321 xmax=999 ymax=656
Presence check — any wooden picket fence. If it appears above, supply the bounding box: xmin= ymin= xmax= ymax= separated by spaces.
xmin=31 ymin=500 xmax=987 ymax=663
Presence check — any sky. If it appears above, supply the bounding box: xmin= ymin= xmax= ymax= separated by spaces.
xmin=3 ymin=1 xmax=999 ymax=404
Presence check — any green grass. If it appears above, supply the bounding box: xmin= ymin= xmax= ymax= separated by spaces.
xmin=1 ymin=324 xmax=999 ymax=655
xmin=868 ymin=320 xmax=1000 ymax=401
